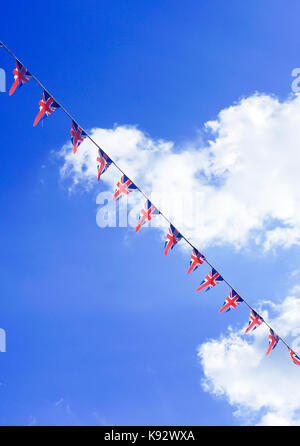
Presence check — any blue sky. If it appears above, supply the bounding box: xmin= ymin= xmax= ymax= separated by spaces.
xmin=1 ymin=0 xmax=300 ymax=426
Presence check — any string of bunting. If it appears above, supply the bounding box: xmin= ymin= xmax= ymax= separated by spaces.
xmin=1 ymin=41 xmax=299 ymax=367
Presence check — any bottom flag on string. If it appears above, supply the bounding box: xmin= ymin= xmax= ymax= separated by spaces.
xmin=136 ymin=200 xmax=159 ymax=232
xmin=196 ymin=268 xmax=223 ymax=292
xmin=266 ymin=329 xmax=279 ymax=355
xmin=219 ymin=290 xmax=243 ymax=313
xmin=245 ymin=310 xmax=264 ymax=333
xmin=289 ymin=348 xmax=300 ymax=366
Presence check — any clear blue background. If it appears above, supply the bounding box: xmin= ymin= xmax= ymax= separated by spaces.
xmin=0 ymin=0 xmax=299 ymax=425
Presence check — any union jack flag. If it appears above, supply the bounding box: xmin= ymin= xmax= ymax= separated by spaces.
xmin=219 ymin=290 xmax=243 ymax=313
xmin=164 ymin=225 xmax=182 ymax=256
xmin=136 ymin=200 xmax=160 ymax=232
xmin=245 ymin=310 xmax=264 ymax=334
xmin=289 ymin=348 xmax=300 ymax=366
xmin=266 ymin=328 xmax=279 ymax=355
xmin=9 ymin=61 xmax=31 ymax=96
xmin=70 ymin=121 xmax=87 ymax=154
xmin=97 ymin=148 xmax=112 ymax=181
xmin=113 ymin=174 xmax=137 ymax=201
xmin=196 ymin=268 xmax=223 ymax=292
xmin=187 ymin=248 xmax=205 ymax=274
xmin=33 ymin=90 xmax=60 ymax=127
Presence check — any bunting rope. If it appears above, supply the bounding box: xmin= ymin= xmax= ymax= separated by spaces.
xmin=1 ymin=40 xmax=299 ymax=366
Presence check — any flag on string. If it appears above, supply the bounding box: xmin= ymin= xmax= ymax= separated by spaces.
xmin=219 ymin=290 xmax=243 ymax=313
xmin=266 ymin=329 xmax=279 ymax=355
xmin=136 ymin=200 xmax=160 ymax=232
xmin=289 ymin=348 xmax=300 ymax=366
xmin=196 ymin=268 xmax=223 ymax=292
xmin=245 ymin=310 xmax=264 ymax=334
xmin=187 ymin=248 xmax=205 ymax=274
xmin=0 ymin=43 xmax=3 ymax=48
xmin=113 ymin=174 xmax=137 ymax=201
xmin=9 ymin=61 xmax=31 ymax=96
xmin=164 ymin=225 xmax=182 ymax=256
xmin=33 ymin=90 xmax=60 ymax=127
xmin=97 ymin=148 xmax=112 ymax=181
xmin=70 ymin=121 xmax=87 ymax=154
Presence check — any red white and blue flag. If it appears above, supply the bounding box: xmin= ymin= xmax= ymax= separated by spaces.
xmin=289 ymin=348 xmax=300 ymax=366
xmin=219 ymin=290 xmax=243 ymax=313
xmin=136 ymin=200 xmax=160 ymax=232
xmin=266 ymin=329 xmax=279 ymax=355
xmin=196 ymin=268 xmax=223 ymax=292
xmin=187 ymin=248 xmax=205 ymax=274
xmin=33 ymin=90 xmax=60 ymax=127
xmin=9 ymin=61 xmax=31 ymax=96
xmin=113 ymin=174 xmax=137 ymax=201
xmin=97 ymin=148 xmax=112 ymax=181
xmin=164 ymin=225 xmax=182 ymax=256
xmin=70 ymin=121 xmax=87 ymax=154
xmin=245 ymin=310 xmax=264 ymax=334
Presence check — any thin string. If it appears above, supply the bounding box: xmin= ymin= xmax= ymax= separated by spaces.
xmin=0 ymin=41 xmax=295 ymax=356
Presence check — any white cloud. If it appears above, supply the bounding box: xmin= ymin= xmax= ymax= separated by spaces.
xmin=198 ymin=293 xmax=300 ymax=426
xmin=59 ymin=93 xmax=300 ymax=251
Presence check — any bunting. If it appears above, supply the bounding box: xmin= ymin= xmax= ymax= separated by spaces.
xmin=219 ymin=290 xmax=243 ymax=313
xmin=113 ymin=174 xmax=137 ymax=201
xmin=33 ymin=90 xmax=60 ymax=127
xmin=266 ymin=329 xmax=279 ymax=355
xmin=1 ymin=41 xmax=299 ymax=369
xmin=9 ymin=61 xmax=31 ymax=96
xmin=136 ymin=200 xmax=160 ymax=232
xmin=187 ymin=248 xmax=205 ymax=274
xmin=196 ymin=268 xmax=223 ymax=292
xmin=164 ymin=225 xmax=182 ymax=256
xmin=70 ymin=120 xmax=87 ymax=154
xmin=97 ymin=148 xmax=112 ymax=182
xmin=289 ymin=349 xmax=300 ymax=366
xmin=245 ymin=310 xmax=264 ymax=334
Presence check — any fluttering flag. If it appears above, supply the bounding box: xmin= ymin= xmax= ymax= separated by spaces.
xmin=70 ymin=120 xmax=87 ymax=154
xmin=196 ymin=268 xmax=223 ymax=292
xmin=187 ymin=248 xmax=205 ymax=274
xmin=266 ymin=328 xmax=279 ymax=355
xmin=113 ymin=174 xmax=137 ymax=201
xmin=9 ymin=61 xmax=31 ymax=96
xmin=97 ymin=148 xmax=112 ymax=181
xmin=164 ymin=224 xmax=182 ymax=256
xmin=219 ymin=289 xmax=243 ymax=313
xmin=33 ymin=90 xmax=60 ymax=127
xmin=245 ymin=310 xmax=264 ymax=334
xmin=289 ymin=348 xmax=300 ymax=366
xmin=136 ymin=200 xmax=160 ymax=232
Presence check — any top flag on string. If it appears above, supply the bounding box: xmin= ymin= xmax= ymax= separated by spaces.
xmin=196 ymin=268 xmax=223 ymax=292
xmin=9 ymin=61 xmax=31 ymax=96
xmin=136 ymin=200 xmax=160 ymax=232
xmin=164 ymin=225 xmax=182 ymax=256
xmin=33 ymin=90 xmax=60 ymax=127
xmin=97 ymin=148 xmax=112 ymax=181
xmin=266 ymin=328 xmax=279 ymax=355
xmin=187 ymin=248 xmax=205 ymax=274
xmin=245 ymin=310 xmax=264 ymax=333
xmin=219 ymin=289 xmax=243 ymax=313
xmin=113 ymin=174 xmax=137 ymax=201
xmin=70 ymin=121 xmax=87 ymax=154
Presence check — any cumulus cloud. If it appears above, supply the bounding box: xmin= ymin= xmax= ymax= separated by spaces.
xmin=59 ymin=93 xmax=300 ymax=251
xmin=198 ymin=292 xmax=300 ymax=426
